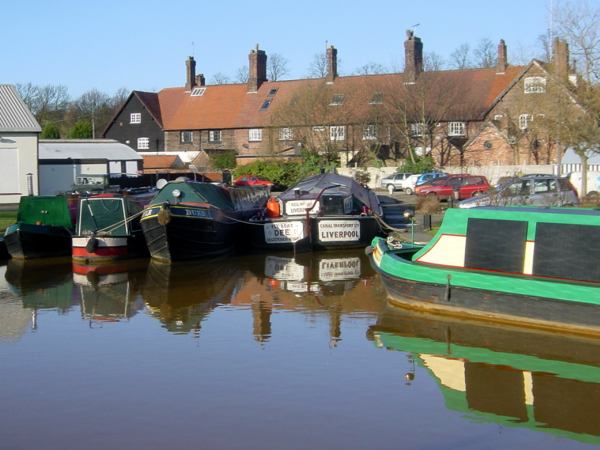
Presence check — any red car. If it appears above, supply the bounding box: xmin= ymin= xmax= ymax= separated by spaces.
xmin=233 ymin=175 xmax=273 ymax=187
xmin=415 ymin=174 xmax=490 ymax=200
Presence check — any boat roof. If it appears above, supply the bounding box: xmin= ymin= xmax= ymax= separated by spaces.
xmin=279 ymin=173 xmax=382 ymax=214
xmin=476 ymin=206 xmax=600 ymax=216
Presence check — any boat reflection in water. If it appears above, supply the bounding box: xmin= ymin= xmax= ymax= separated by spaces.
xmin=72 ymin=260 xmax=148 ymax=326
xmin=142 ymin=258 xmax=242 ymax=334
xmin=368 ymin=307 xmax=600 ymax=446
xmin=230 ymin=250 xmax=382 ymax=345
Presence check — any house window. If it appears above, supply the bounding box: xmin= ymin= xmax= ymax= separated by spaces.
xmin=260 ymin=99 xmax=272 ymax=110
xmin=493 ymin=114 xmax=503 ymax=121
xmin=137 ymin=137 xmax=149 ymax=150
xmin=330 ymin=125 xmax=345 ymax=141
xmin=410 ymin=122 xmax=425 ymax=137
xmin=181 ymin=131 xmax=193 ymax=143
xmin=363 ymin=124 xmax=377 ymax=140
xmin=330 ymin=94 xmax=344 ymax=106
xmin=268 ymin=88 xmax=278 ymax=96
xmin=130 ymin=113 xmax=141 ymax=124
xmin=312 ymin=126 xmax=326 ymax=133
xmin=524 ymin=76 xmax=546 ymax=94
xmin=209 ymin=130 xmax=222 ymax=143
xmin=448 ymin=121 xmax=466 ymax=136
xmin=370 ymin=92 xmax=383 ymax=104
xmin=519 ymin=114 xmax=533 ymax=130
xmin=191 ymin=87 xmax=206 ymax=96
xmin=249 ymin=128 xmax=263 ymax=142
xmin=279 ymin=127 xmax=294 ymax=141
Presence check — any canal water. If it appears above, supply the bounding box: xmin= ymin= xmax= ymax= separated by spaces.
xmin=1 ymin=250 xmax=599 ymax=449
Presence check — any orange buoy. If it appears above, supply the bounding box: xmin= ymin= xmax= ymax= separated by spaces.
xmin=266 ymin=197 xmax=281 ymax=218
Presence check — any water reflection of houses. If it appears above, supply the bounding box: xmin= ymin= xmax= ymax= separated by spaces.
xmin=231 ymin=251 xmax=383 ymax=345
xmin=368 ymin=308 xmax=600 ymax=445
xmin=0 ymin=263 xmax=31 ymax=342
xmin=72 ymin=261 xmax=147 ymax=325
xmin=141 ymin=259 xmax=242 ymax=335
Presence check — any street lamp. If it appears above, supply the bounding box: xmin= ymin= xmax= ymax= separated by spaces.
xmin=403 ymin=208 xmax=415 ymax=244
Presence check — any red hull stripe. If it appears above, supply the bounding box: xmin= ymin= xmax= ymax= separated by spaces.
xmin=72 ymin=246 xmax=128 ymax=257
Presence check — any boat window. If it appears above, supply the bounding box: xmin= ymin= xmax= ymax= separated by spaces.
xmin=534 ymin=223 xmax=600 ymax=282
xmin=464 ymin=218 xmax=527 ymax=273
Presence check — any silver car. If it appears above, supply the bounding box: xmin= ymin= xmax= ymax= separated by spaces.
xmin=380 ymin=173 xmax=413 ymax=192
xmin=458 ymin=174 xmax=579 ymax=208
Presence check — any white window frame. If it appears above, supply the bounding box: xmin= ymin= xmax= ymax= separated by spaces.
xmin=130 ymin=113 xmax=141 ymax=124
xmin=330 ymin=94 xmax=344 ymax=106
xmin=180 ymin=131 xmax=193 ymax=143
xmin=524 ymin=76 xmax=546 ymax=94
xmin=248 ymin=128 xmax=263 ymax=142
xmin=493 ymin=114 xmax=503 ymax=121
xmin=519 ymin=114 xmax=533 ymax=130
xmin=329 ymin=125 xmax=346 ymax=142
xmin=448 ymin=121 xmax=466 ymax=137
xmin=362 ymin=124 xmax=377 ymax=140
xmin=209 ymin=130 xmax=221 ymax=143
xmin=137 ymin=137 xmax=150 ymax=150
xmin=278 ymin=127 xmax=294 ymax=141
xmin=191 ymin=87 xmax=206 ymax=96
xmin=312 ymin=126 xmax=326 ymax=133
xmin=410 ymin=122 xmax=425 ymax=137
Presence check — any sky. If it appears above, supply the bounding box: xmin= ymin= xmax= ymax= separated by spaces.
xmin=1 ymin=0 xmax=574 ymax=97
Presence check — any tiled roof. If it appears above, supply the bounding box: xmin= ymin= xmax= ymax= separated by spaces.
xmin=142 ymin=154 xmax=184 ymax=169
xmin=135 ymin=91 xmax=162 ymax=126
xmin=153 ymin=65 xmax=527 ymax=131
xmin=0 ymin=84 xmax=41 ymax=132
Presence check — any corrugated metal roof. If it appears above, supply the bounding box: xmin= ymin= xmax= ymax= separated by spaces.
xmin=39 ymin=139 xmax=142 ymax=161
xmin=561 ymin=147 xmax=600 ymax=164
xmin=0 ymin=84 xmax=41 ymax=132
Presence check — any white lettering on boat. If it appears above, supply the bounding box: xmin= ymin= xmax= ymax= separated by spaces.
xmin=264 ymin=221 xmax=304 ymax=243
xmin=285 ymin=200 xmax=320 ymax=216
xmin=318 ymin=220 xmax=360 ymax=242
xmin=319 ymin=257 xmax=361 ymax=281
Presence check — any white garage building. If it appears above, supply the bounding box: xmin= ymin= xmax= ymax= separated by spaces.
xmin=0 ymin=84 xmax=41 ymax=205
xmin=39 ymin=139 xmax=142 ymax=195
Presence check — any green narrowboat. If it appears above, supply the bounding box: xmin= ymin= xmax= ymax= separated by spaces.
xmin=367 ymin=206 xmax=600 ymax=334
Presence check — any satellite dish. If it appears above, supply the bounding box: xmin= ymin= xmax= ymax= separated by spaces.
xmin=156 ymin=178 xmax=168 ymax=189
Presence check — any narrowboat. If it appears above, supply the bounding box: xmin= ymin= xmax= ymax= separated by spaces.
xmin=369 ymin=308 xmax=600 ymax=445
xmin=140 ymin=181 xmax=269 ymax=262
xmin=368 ymin=206 xmax=600 ymax=334
xmin=245 ymin=173 xmax=393 ymax=252
xmin=4 ymin=195 xmax=75 ymax=259
xmin=72 ymin=193 xmax=150 ymax=263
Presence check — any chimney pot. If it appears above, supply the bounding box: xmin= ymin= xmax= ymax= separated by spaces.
xmin=195 ymin=74 xmax=205 ymax=87
xmin=248 ymin=46 xmax=267 ymax=92
xmin=496 ymin=39 xmax=507 ymax=74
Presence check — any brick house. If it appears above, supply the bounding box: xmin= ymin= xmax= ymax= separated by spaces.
xmin=103 ymin=33 xmax=576 ymax=169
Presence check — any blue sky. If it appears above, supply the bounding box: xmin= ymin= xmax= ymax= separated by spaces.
xmin=3 ymin=0 xmax=562 ymax=97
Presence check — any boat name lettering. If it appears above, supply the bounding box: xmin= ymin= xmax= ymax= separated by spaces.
xmin=182 ymin=208 xmax=208 ymax=217
xmin=318 ymin=221 xmax=360 ymax=242
xmin=264 ymin=221 xmax=304 ymax=244
xmin=285 ymin=200 xmax=320 ymax=216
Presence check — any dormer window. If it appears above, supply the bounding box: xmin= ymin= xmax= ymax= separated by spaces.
xmin=448 ymin=122 xmax=466 ymax=137
xmin=330 ymin=94 xmax=345 ymax=106
xmin=370 ymin=92 xmax=383 ymax=104
xmin=524 ymin=76 xmax=546 ymax=94
xmin=130 ymin=113 xmax=141 ymax=124
xmin=191 ymin=87 xmax=206 ymax=96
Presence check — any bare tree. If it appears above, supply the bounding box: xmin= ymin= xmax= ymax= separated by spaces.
xmin=537 ymin=29 xmax=554 ymax=62
xmin=211 ymin=73 xmax=231 ymax=84
xmin=474 ymin=38 xmax=497 ymax=68
xmin=450 ymin=43 xmax=473 ymax=69
xmin=235 ymin=65 xmax=249 ymax=83
xmin=424 ymin=52 xmax=445 ymax=71
xmin=353 ymin=62 xmax=387 ymax=75
xmin=268 ymin=53 xmax=289 ymax=81
xmin=307 ymin=52 xmax=328 ymax=78
xmin=554 ymin=0 xmax=600 ymax=82
xmin=15 ymin=83 xmax=39 ymax=112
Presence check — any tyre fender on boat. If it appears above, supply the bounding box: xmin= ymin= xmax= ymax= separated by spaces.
xmin=86 ymin=236 xmax=98 ymax=253
xmin=157 ymin=204 xmax=171 ymax=226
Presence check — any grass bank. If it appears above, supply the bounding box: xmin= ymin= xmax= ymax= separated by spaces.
xmin=0 ymin=211 xmax=17 ymax=233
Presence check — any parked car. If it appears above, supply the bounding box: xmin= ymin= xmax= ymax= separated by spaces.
xmin=380 ymin=172 xmax=413 ymax=192
xmin=415 ymin=171 xmax=447 ymax=186
xmin=416 ymin=174 xmax=490 ymax=200
xmin=234 ymin=175 xmax=273 ymax=187
xmin=400 ymin=174 xmax=422 ymax=195
xmin=458 ymin=174 xmax=579 ymax=208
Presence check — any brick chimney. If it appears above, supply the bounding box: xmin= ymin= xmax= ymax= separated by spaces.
xmin=326 ymin=45 xmax=338 ymax=83
xmin=185 ymin=56 xmax=196 ymax=91
xmin=404 ymin=30 xmax=423 ymax=83
xmin=195 ymin=73 xmax=206 ymax=87
xmin=496 ymin=39 xmax=507 ymax=74
xmin=553 ymin=37 xmax=569 ymax=80
xmin=248 ymin=45 xmax=267 ymax=93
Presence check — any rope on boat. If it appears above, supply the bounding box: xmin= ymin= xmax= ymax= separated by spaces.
xmin=373 ymin=213 xmax=413 ymax=233
xmin=92 ymin=210 xmax=144 ymax=235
